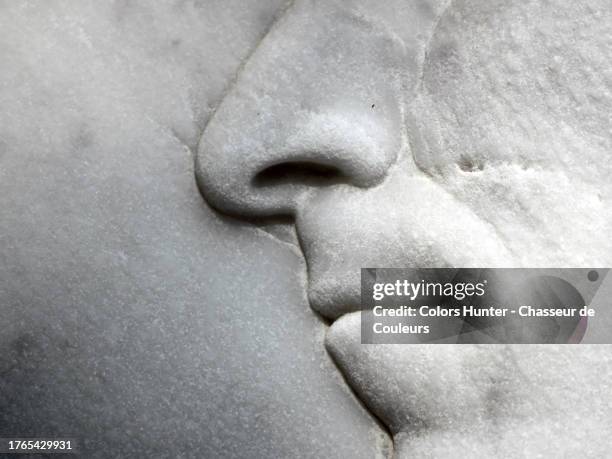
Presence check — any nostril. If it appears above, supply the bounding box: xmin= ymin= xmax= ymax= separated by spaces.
xmin=197 ymin=105 xmax=399 ymax=217
xmin=252 ymin=161 xmax=346 ymax=188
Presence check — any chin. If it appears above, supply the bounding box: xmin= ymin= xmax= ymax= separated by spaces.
xmin=325 ymin=311 xmax=612 ymax=457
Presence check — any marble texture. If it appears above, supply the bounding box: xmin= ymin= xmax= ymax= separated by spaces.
xmin=0 ymin=1 xmax=389 ymax=458
xmin=196 ymin=0 xmax=612 ymax=457
xmin=3 ymin=0 xmax=612 ymax=457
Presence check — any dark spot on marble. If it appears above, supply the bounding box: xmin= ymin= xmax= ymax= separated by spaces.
xmin=458 ymin=154 xmax=484 ymax=172
xmin=2 ymin=333 xmax=44 ymax=375
xmin=11 ymin=333 xmax=39 ymax=358
xmin=73 ymin=125 xmax=95 ymax=150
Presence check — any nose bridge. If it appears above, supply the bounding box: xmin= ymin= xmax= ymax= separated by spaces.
xmin=196 ymin=1 xmax=405 ymax=218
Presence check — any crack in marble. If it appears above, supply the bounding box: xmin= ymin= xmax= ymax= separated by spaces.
xmin=418 ymin=0 xmax=454 ymax=92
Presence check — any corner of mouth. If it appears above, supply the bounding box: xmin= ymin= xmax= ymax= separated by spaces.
xmin=307 ymin=286 xmax=361 ymax=324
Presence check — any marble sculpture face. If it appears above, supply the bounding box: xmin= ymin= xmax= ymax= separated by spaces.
xmin=197 ymin=0 xmax=612 ymax=456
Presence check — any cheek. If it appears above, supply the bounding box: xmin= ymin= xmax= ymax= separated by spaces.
xmin=426 ymin=163 xmax=610 ymax=266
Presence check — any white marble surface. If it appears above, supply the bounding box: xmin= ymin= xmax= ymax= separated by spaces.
xmin=0 ymin=1 xmax=388 ymax=457
xmin=196 ymin=0 xmax=612 ymax=457
xmin=2 ymin=0 xmax=612 ymax=457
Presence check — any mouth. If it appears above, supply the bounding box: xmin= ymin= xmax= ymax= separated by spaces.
xmin=306 ymin=277 xmax=362 ymax=323
xmin=300 ymin=263 xmax=406 ymax=439
xmin=290 ymin=230 xmax=403 ymax=444
xmin=321 ymin=307 xmax=403 ymax=454
xmin=323 ymin=312 xmax=397 ymax=424
xmin=254 ymin=202 xmax=528 ymax=452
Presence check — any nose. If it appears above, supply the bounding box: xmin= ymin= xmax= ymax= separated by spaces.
xmin=195 ymin=1 xmax=406 ymax=218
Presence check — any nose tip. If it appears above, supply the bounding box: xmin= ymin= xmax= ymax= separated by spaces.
xmin=196 ymin=89 xmax=402 ymax=218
